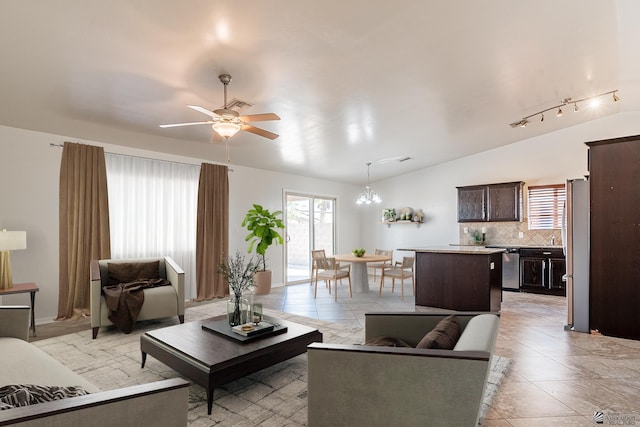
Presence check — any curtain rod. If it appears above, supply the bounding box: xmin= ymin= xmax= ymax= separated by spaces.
xmin=49 ymin=143 xmax=233 ymax=171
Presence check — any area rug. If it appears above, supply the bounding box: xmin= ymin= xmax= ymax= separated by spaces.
xmin=32 ymin=301 xmax=510 ymax=426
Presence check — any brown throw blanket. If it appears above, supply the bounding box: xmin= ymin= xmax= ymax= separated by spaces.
xmin=103 ymin=278 xmax=171 ymax=333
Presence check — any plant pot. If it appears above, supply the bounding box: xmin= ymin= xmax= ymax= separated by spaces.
xmin=253 ymin=270 xmax=272 ymax=295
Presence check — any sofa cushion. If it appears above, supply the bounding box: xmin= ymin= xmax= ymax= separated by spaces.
xmin=107 ymin=261 xmax=160 ymax=286
xmin=416 ymin=315 xmax=461 ymax=349
xmin=0 ymin=384 xmax=89 ymax=409
xmin=363 ymin=336 xmax=412 ymax=347
xmin=0 ymin=338 xmax=99 ymax=393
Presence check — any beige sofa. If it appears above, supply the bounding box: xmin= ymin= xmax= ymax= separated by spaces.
xmin=307 ymin=311 xmax=500 ymax=427
xmin=0 ymin=306 xmax=190 ymax=427
xmin=90 ymin=256 xmax=185 ymax=339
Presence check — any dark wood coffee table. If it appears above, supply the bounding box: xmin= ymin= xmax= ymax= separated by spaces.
xmin=140 ymin=315 xmax=322 ymax=414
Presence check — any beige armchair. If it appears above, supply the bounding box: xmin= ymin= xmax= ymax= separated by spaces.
xmin=308 ymin=311 xmax=500 ymax=427
xmin=90 ymin=256 xmax=185 ymax=339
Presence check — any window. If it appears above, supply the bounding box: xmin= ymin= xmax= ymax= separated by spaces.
xmin=527 ymin=184 xmax=566 ymax=230
xmin=105 ymin=154 xmax=200 ymax=298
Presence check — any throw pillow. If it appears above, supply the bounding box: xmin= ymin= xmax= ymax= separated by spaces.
xmin=0 ymin=384 xmax=89 ymax=409
xmin=363 ymin=336 xmax=412 ymax=347
xmin=107 ymin=260 xmax=160 ymax=286
xmin=416 ymin=315 xmax=461 ymax=350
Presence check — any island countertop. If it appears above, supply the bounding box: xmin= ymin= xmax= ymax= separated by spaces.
xmin=398 ymin=245 xmax=506 ymax=255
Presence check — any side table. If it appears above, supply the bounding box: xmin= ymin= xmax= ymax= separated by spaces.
xmin=0 ymin=282 xmax=39 ymax=336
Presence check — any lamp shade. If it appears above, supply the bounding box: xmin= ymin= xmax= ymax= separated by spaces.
xmin=0 ymin=230 xmax=27 ymax=251
xmin=212 ymin=122 xmax=241 ymax=138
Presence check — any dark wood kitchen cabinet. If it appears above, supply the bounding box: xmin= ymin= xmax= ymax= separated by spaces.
xmin=457 ymin=181 xmax=523 ymax=222
xmin=457 ymin=185 xmax=487 ymax=222
xmin=519 ymin=248 xmax=565 ymax=296
xmin=587 ymin=135 xmax=640 ymax=341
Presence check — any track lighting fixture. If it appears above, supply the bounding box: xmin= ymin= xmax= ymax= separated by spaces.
xmin=509 ymin=90 xmax=619 ymax=128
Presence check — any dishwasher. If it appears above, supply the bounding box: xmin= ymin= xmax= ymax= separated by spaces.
xmin=501 ymin=248 xmax=520 ymax=290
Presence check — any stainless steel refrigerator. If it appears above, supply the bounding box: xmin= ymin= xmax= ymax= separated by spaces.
xmin=562 ymin=178 xmax=590 ymax=333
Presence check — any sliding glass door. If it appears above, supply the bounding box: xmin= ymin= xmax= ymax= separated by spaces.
xmin=285 ymin=192 xmax=336 ymax=284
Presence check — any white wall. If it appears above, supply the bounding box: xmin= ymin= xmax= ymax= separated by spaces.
xmin=0 ymin=125 xmax=362 ymax=323
xmin=3 ymin=112 xmax=640 ymax=323
xmin=361 ymin=112 xmax=640 ymax=259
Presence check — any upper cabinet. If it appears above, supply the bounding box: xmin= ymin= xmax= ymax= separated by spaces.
xmin=457 ymin=185 xmax=487 ymax=222
xmin=457 ymin=181 xmax=523 ymax=222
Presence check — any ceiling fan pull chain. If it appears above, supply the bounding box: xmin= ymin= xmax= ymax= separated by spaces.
xmin=225 ymin=138 xmax=231 ymax=163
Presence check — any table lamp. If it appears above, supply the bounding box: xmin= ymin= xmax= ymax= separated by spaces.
xmin=0 ymin=229 xmax=27 ymax=290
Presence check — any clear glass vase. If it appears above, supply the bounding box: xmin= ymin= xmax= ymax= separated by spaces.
xmin=227 ymin=294 xmax=249 ymax=326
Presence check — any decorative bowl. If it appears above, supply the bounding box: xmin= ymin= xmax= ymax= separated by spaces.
xmin=352 ymin=248 xmax=366 ymax=257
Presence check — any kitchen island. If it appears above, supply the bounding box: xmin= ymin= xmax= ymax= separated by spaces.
xmin=400 ymin=246 xmax=505 ymax=312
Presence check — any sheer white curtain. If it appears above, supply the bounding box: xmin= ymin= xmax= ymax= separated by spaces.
xmin=105 ymin=154 xmax=200 ymax=299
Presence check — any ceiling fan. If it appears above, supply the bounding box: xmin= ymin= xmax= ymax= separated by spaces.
xmin=160 ymin=74 xmax=280 ymax=142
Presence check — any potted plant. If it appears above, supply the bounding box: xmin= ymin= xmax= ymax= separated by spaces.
xmin=242 ymin=204 xmax=285 ymax=295
xmin=217 ymin=251 xmax=260 ymax=326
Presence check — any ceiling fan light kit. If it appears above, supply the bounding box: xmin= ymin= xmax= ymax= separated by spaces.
xmin=509 ymin=89 xmax=619 ymax=128
xmin=211 ymin=120 xmax=242 ymax=138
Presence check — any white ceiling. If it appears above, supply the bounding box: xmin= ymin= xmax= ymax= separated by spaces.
xmin=1 ymin=1 xmax=638 ymax=184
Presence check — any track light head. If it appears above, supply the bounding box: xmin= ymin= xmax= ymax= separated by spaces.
xmin=574 ymin=103 xmax=579 ymax=112
xmin=613 ymin=92 xmax=620 ymax=102
xmin=557 ymin=108 xmax=563 ymax=117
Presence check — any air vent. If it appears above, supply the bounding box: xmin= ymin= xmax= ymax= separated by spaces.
xmin=224 ymin=98 xmax=253 ymax=113
xmin=375 ymin=156 xmax=413 ymax=164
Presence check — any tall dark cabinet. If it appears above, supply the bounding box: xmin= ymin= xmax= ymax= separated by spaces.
xmin=587 ymin=135 xmax=640 ymax=341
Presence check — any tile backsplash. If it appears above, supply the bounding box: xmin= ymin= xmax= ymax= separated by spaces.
xmin=459 ymin=220 xmax=562 ymax=247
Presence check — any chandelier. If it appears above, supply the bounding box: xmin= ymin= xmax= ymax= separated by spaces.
xmin=356 ymin=163 xmax=382 ymax=205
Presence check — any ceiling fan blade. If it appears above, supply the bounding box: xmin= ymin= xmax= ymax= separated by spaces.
xmin=239 ymin=113 xmax=281 ymax=122
xmin=187 ymin=105 xmax=219 ymax=118
xmin=159 ymin=121 xmax=213 ymax=128
xmin=241 ymin=124 xmax=279 ymax=140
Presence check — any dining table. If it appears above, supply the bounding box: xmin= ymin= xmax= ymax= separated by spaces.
xmin=333 ymin=253 xmax=393 ymax=293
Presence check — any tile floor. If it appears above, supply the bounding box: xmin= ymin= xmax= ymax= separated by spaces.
xmin=35 ymin=277 xmax=640 ymax=425
xmin=257 ymin=280 xmax=640 ymax=426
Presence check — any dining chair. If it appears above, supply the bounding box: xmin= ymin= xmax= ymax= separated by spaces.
xmin=379 ymin=256 xmax=415 ymax=299
xmin=315 ymin=257 xmax=352 ymax=302
xmin=369 ymin=249 xmax=393 ymax=282
xmin=311 ymin=249 xmax=327 ymax=287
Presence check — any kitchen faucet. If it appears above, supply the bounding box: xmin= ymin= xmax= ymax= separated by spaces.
xmin=550 ymin=235 xmax=555 ymax=245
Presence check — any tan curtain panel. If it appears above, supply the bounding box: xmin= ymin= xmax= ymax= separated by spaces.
xmin=195 ymin=163 xmax=229 ymax=300
xmin=58 ymin=142 xmax=111 ymax=320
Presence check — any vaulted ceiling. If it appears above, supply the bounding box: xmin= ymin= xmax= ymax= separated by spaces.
xmin=1 ymin=1 xmax=638 ymax=184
